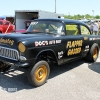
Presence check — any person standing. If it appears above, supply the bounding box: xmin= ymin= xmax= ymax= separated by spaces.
xmin=90 ymin=22 xmax=94 ymax=34
xmin=97 ymin=21 xmax=100 ymax=35
xmin=93 ymin=21 xmax=99 ymax=35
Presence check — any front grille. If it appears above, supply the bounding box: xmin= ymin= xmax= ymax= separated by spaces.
xmin=0 ymin=46 xmax=19 ymax=61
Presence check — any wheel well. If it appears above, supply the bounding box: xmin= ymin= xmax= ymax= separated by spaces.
xmin=0 ymin=31 xmax=2 ymax=33
xmin=35 ymin=50 xmax=58 ymax=64
xmin=91 ymin=43 xmax=99 ymax=51
xmin=84 ymin=43 xmax=99 ymax=62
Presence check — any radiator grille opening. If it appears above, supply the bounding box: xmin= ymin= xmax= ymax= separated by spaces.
xmin=0 ymin=46 xmax=19 ymax=61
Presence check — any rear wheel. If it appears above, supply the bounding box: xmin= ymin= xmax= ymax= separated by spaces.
xmin=0 ymin=31 xmax=2 ymax=34
xmin=28 ymin=60 xmax=50 ymax=87
xmin=84 ymin=43 xmax=99 ymax=62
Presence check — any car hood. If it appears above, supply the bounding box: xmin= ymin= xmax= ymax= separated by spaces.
xmin=0 ymin=32 xmax=59 ymax=46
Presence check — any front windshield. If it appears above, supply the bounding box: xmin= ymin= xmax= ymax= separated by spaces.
xmin=27 ymin=20 xmax=64 ymax=35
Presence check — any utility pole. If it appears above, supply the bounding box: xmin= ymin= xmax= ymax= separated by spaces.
xmin=92 ymin=10 xmax=94 ymax=19
xmin=55 ymin=0 xmax=56 ymax=13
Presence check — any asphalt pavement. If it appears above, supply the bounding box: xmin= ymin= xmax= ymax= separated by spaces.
xmin=0 ymin=56 xmax=100 ymax=100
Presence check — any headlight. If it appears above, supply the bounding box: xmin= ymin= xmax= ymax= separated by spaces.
xmin=18 ymin=42 xmax=26 ymax=52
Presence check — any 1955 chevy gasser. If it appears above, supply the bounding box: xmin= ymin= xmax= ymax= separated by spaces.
xmin=0 ymin=18 xmax=100 ymax=87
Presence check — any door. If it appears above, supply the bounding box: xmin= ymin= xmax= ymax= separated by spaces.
xmin=63 ymin=23 xmax=84 ymax=62
xmin=80 ymin=24 xmax=91 ymax=56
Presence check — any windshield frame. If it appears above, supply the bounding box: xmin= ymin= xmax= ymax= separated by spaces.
xmin=26 ymin=20 xmax=65 ymax=35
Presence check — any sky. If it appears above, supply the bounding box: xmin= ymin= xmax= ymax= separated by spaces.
xmin=0 ymin=0 xmax=100 ymax=16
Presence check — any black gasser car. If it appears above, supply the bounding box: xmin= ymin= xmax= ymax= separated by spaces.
xmin=0 ymin=18 xmax=100 ymax=87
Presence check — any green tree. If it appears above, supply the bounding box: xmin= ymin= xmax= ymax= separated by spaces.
xmin=95 ymin=15 xmax=100 ymax=19
xmin=63 ymin=14 xmax=100 ymax=20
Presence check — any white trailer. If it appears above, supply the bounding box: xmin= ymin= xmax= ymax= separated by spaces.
xmin=15 ymin=10 xmax=63 ymax=30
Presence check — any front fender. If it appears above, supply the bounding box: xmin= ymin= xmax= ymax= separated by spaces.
xmin=35 ymin=49 xmax=58 ymax=63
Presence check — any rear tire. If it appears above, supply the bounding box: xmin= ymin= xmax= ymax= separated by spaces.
xmin=84 ymin=43 xmax=99 ymax=62
xmin=28 ymin=60 xmax=50 ymax=87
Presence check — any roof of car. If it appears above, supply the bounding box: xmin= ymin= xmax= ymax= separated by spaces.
xmin=34 ymin=18 xmax=86 ymax=25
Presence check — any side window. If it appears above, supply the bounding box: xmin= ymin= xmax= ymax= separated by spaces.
xmin=66 ymin=24 xmax=79 ymax=35
xmin=80 ymin=25 xmax=90 ymax=35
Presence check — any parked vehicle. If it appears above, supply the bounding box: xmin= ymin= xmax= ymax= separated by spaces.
xmin=0 ymin=18 xmax=100 ymax=87
xmin=0 ymin=19 xmax=15 ymax=33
